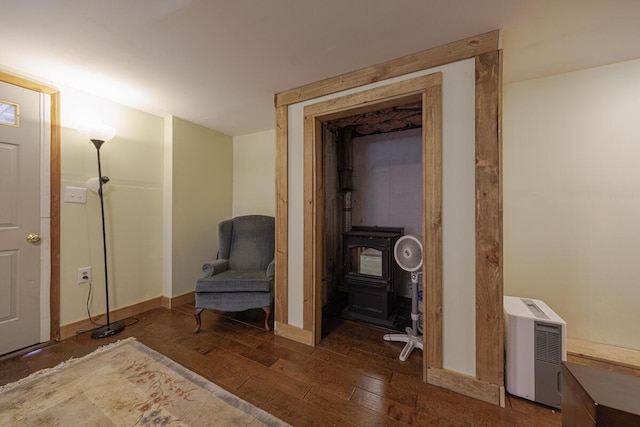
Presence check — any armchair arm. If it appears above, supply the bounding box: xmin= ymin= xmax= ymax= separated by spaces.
xmin=202 ymin=259 xmax=229 ymax=277
xmin=266 ymin=259 xmax=275 ymax=278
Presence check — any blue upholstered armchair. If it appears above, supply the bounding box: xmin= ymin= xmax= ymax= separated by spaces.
xmin=194 ymin=215 xmax=275 ymax=332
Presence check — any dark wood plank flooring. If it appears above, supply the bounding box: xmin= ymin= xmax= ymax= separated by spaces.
xmin=0 ymin=305 xmax=561 ymax=426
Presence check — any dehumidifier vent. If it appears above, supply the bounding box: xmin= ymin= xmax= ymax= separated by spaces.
xmin=535 ymin=322 xmax=561 ymax=364
xmin=522 ymin=298 xmax=550 ymax=319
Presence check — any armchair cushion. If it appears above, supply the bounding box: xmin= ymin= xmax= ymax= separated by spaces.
xmin=196 ymin=270 xmax=272 ymax=293
xmin=195 ymin=291 xmax=272 ymax=313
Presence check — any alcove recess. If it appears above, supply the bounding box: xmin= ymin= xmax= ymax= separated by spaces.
xmin=321 ymin=102 xmax=422 ymax=330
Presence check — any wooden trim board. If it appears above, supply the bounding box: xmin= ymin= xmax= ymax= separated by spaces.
xmin=302 ymin=73 xmax=440 ymax=119
xmin=274 ymin=321 xmax=313 ymax=346
xmin=49 ymin=91 xmax=61 ymax=341
xmin=568 ymin=338 xmax=640 ymax=372
xmin=275 ymin=105 xmax=288 ymax=324
xmin=427 ymin=367 xmax=504 ymax=406
xmin=0 ymin=71 xmax=59 ymax=95
xmin=60 ymin=297 xmax=164 ymax=340
xmin=276 ymin=30 xmax=501 ymax=107
xmin=161 ymin=291 xmax=195 ymax=309
xmin=474 ymin=49 xmax=504 ymax=386
xmin=423 ymin=83 xmax=443 ymax=374
xmin=302 ymin=114 xmax=315 ymax=333
xmin=303 ymin=73 xmax=443 ymax=353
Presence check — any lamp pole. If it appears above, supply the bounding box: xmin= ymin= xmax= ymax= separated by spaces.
xmin=90 ymin=138 xmax=125 ymax=339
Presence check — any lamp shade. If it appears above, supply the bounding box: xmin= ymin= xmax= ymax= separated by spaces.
xmin=86 ymin=177 xmax=109 ymax=193
xmin=78 ymin=123 xmax=116 ymax=143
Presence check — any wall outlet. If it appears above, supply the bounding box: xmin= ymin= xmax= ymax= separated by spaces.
xmin=77 ymin=266 xmax=91 ymax=284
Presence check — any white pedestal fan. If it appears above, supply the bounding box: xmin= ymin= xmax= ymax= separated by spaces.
xmin=383 ymin=235 xmax=423 ymax=361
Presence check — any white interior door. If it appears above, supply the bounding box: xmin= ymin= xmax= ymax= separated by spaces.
xmin=0 ymin=80 xmax=43 ymax=355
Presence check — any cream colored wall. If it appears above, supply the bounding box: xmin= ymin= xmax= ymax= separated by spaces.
xmin=59 ymin=85 xmax=164 ymax=325
xmin=171 ymin=117 xmax=233 ymax=297
xmin=232 ymin=130 xmax=275 ymax=217
xmin=504 ymin=58 xmax=640 ymax=351
xmin=287 ymin=58 xmax=477 ymax=375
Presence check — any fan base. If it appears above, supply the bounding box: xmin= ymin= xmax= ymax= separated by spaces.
xmin=383 ymin=327 xmax=423 ymax=361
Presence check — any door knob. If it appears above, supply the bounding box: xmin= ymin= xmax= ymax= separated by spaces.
xmin=26 ymin=233 xmax=42 ymax=243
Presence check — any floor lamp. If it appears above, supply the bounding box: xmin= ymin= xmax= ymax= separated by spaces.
xmin=80 ymin=124 xmax=125 ymax=339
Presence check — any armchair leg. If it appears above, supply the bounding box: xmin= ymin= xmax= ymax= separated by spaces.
xmin=262 ymin=306 xmax=271 ymax=331
xmin=194 ymin=308 xmax=204 ymax=334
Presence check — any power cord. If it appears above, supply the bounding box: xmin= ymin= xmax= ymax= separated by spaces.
xmin=75 ymin=280 xmax=140 ymax=335
xmin=86 ymin=280 xmax=101 ymax=326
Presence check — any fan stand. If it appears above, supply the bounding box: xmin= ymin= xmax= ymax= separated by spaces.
xmin=383 ymin=272 xmax=423 ymax=361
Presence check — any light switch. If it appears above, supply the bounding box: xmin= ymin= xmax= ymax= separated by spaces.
xmin=64 ymin=186 xmax=87 ymax=204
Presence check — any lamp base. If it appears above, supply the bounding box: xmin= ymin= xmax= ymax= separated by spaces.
xmin=90 ymin=321 xmax=125 ymax=339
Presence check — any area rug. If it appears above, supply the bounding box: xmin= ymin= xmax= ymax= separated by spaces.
xmin=0 ymin=337 xmax=289 ymax=426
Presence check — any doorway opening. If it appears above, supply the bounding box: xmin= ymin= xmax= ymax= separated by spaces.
xmin=320 ymin=103 xmax=423 ymax=335
xmin=302 ymin=72 xmax=444 ymax=374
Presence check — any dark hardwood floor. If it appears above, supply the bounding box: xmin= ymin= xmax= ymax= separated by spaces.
xmin=0 ymin=305 xmax=561 ymax=426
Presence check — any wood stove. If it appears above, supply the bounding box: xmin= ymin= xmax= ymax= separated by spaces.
xmin=342 ymin=226 xmax=403 ymax=327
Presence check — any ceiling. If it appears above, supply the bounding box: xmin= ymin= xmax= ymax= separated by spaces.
xmin=2 ymin=0 xmax=640 ymax=136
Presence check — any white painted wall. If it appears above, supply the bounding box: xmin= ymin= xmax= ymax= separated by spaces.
xmin=60 ymin=85 xmax=164 ymax=325
xmin=233 ymin=130 xmax=275 ymax=217
xmin=352 ymin=128 xmax=423 ymax=236
xmin=288 ymin=58 xmax=477 ymax=375
xmin=171 ymin=117 xmax=233 ymax=297
xmin=504 ymin=58 xmax=640 ymax=351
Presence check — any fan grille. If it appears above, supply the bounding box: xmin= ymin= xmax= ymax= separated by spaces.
xmin=394 ymin=235 xmax=423 ymax=272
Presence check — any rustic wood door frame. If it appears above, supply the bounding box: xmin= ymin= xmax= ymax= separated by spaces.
xmin=274 ymin=30 xmax=503 ymax=405
xmin=303 ymin=72 xmax=443 ymax=360
xmin=0 ymin=71 xmax=61 ymax=342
